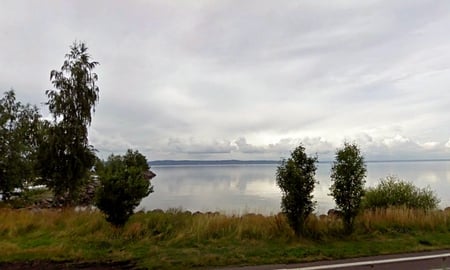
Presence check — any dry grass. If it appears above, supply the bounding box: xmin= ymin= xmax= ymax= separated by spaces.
xmin=1 ymin=207 xmax=450 ymax=269
xmin=122 ymin=210 xmax=295 ymax=243
xmin=2 ymin=207 xmax=450 ymax=238
xmin=358 ymin=207 xmax=450 ymax=233
xmin=1 ymin=207 xmax=450 ymax=242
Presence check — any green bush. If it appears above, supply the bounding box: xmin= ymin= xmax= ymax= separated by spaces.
xmin=362 ymin=175 xmax=439 ymax=211
xmin=329 ymin=142 xmax=366 ymax=234
xmin=276 ymin=144 xmax=318 ymax=236
xmin=95 ymin=149 xmax=154 ymax=227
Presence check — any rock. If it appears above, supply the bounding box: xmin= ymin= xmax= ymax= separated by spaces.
xmin=144 ymin=170 xmax=156 ymax=180
xmin=327 ymin=209 xmax=343 ymax=218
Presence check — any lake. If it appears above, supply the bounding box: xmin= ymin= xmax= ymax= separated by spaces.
xmin=138 ymin=161 xmax=450 ymax=215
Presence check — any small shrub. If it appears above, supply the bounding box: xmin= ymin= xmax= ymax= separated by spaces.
xmin=362 ymin=175 xmax=439 ymax=211
xmin=95 ymin=149 xmax=154 ymax=227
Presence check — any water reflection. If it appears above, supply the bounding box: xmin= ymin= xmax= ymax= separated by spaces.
xmin=139 ymin=165 xmax=281 ymax=215
xmin=138 ymin=161 xmax=450 ymax=215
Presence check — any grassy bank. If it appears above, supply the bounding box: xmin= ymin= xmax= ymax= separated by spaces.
xmin=1 ymin=208 xmax=450 ymax=269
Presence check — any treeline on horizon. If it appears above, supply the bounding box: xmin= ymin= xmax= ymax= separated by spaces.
xmin=148 ymin=158 xmax=450 ymax=166
xmin=148 ymin=160 xmax=280 ymax=166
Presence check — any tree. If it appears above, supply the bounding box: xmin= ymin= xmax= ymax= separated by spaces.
xmin=276 ymin=144 xmax=318 ymax=235
xmin=330 ymin=142 xmax=367 ymax=234
xmin=0 ymin=90 xmax=41 ymax=200
xmin=37 ymin=41 xmax=99 ymax=205
xmin=95 ymin=149 xmax=154 ymax=227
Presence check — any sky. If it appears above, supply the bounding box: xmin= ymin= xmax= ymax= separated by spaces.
xmin=2 ymin=0 xmax=450 ymax=161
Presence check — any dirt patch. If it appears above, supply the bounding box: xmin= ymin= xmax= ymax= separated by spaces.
xmin=0 ymin=260 xmax=141 ymax=270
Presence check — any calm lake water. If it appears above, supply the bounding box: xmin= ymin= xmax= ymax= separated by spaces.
xmin=138 ymin=161 xmax=450 ymax=215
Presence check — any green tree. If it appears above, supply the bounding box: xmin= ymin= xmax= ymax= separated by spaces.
xmin=37 ymin=41 xmax=99 ymax=205
xmin=330 ymin=142 xmax=366 ymax=234
xmin=0 ymin=90 xmax=41 ymax=200
xmin=95 ymin=149 xmax=154 ymax=227
xmin=276 ymin=144 xmax=318 ymax=235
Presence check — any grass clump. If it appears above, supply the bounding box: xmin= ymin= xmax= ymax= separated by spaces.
xmin=362 ymin=175 xmax=439 ymax=211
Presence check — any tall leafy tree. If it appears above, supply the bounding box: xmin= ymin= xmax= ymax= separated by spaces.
xmin=330 ymin=142 xmax=367 ymax=234
xmin=276 ymin=144 xmax=318 ymax=235
xmin=0 ymin=90 xmax=41 ymax=200
xmin=37 ymin=41 xmax=99 ymax=205
xmin=96 ymin=149 xmax=154 ymax=227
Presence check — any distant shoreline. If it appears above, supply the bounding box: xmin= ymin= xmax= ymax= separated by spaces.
xmin=149 ymin=158 xmax=450 ymax=166
xmin=149 ymin=160 xmax=281 ymax=166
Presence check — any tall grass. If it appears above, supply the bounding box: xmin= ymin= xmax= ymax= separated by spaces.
xmin=0 ymin=208 xmax=114 ymax=261
xmin=123 ymin=210 xmax=295 ymax=243
xmin=1 ymin=207 xmax=450 ymax=268
xmin=1 ymin=207 xmax=449 ymax=242
xmin=357 ymin=207 xmax=450 ymax=233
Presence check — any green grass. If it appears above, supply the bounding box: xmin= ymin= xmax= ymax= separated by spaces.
xmin=1 ymin=207 xmax=450 ymax=269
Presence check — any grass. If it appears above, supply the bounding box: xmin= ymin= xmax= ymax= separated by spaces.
xmin=1 ymin=207 xmax=450 ymax=269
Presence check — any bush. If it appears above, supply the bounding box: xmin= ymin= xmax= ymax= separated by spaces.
xmin=95 ymin=149 xmax=154 ymax=227
xmin=329 ymin=142 xmax=366 ymax=234
xmin=276 ymin=144 xmax=318 ymax=236
xmin=362 ymin=175 xmax=439 ymax=211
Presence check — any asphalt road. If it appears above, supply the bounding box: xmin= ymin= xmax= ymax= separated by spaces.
xmin=218 ymin=250 xmax=450 ymax=270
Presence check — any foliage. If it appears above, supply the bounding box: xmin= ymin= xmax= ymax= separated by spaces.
xmin=0 ymin=90 xmax=42 ymax=200
xmin=37 ymin=125 xmax=96 ymax=204
xmin=362 ymin=175 xmax=440 ymax=211
xmin=46 ymin=42 xmax=99 ymax=126
xmin=330 ymin=142 xmax=367 ymax=234
xmin=37 ymin=41 xmax=99 ymax=205
xmin=276 ymin=144 xmax=318 ymax=235
xmin=95 ymin=150 xmax=154 ymax=227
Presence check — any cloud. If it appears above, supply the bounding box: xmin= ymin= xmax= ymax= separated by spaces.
xmin=445 ymin=139 xmax=450 ymax=149
xmin=382 ymin=135 xmax=410 ymax=147
xmin=420 ymin=141 xmax=440 ymax=150
xmin=235 ymin=137 xmax=265 ymax=154
xmin=89 ymin=128 xmax=134 ymax=157
xmin=2 ymin=1 xmax=450 ymax=161
xmin=166 ymin=138 xmax=237 ymax=155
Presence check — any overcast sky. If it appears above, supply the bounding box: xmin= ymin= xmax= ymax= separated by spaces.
xmin=2 ymin=1 xmax=450 ymax=161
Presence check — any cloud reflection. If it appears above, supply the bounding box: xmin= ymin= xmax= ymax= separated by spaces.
xmin=139 ymin=162 xmax=450 ymax=215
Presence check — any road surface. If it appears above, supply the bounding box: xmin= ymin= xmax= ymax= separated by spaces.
xmin=219 ymin=250 xmax=450 ymax=270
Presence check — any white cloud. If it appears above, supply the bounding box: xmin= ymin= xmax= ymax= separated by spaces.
xmin=420 ymin=141 xmax=440 ymax=150
xmin=166 ymin=138 xmax=237 ymax=155
xmin=382 ymin=135 xmax=410 ymax=147
xmin=2 ymin=1 xmax=450 ymax=160
xmin=234 ymin=137 xmax=265 ymax=154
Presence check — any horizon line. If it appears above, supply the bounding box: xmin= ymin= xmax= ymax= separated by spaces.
xmin=149 ymin=158 xmax=450 ymax=165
